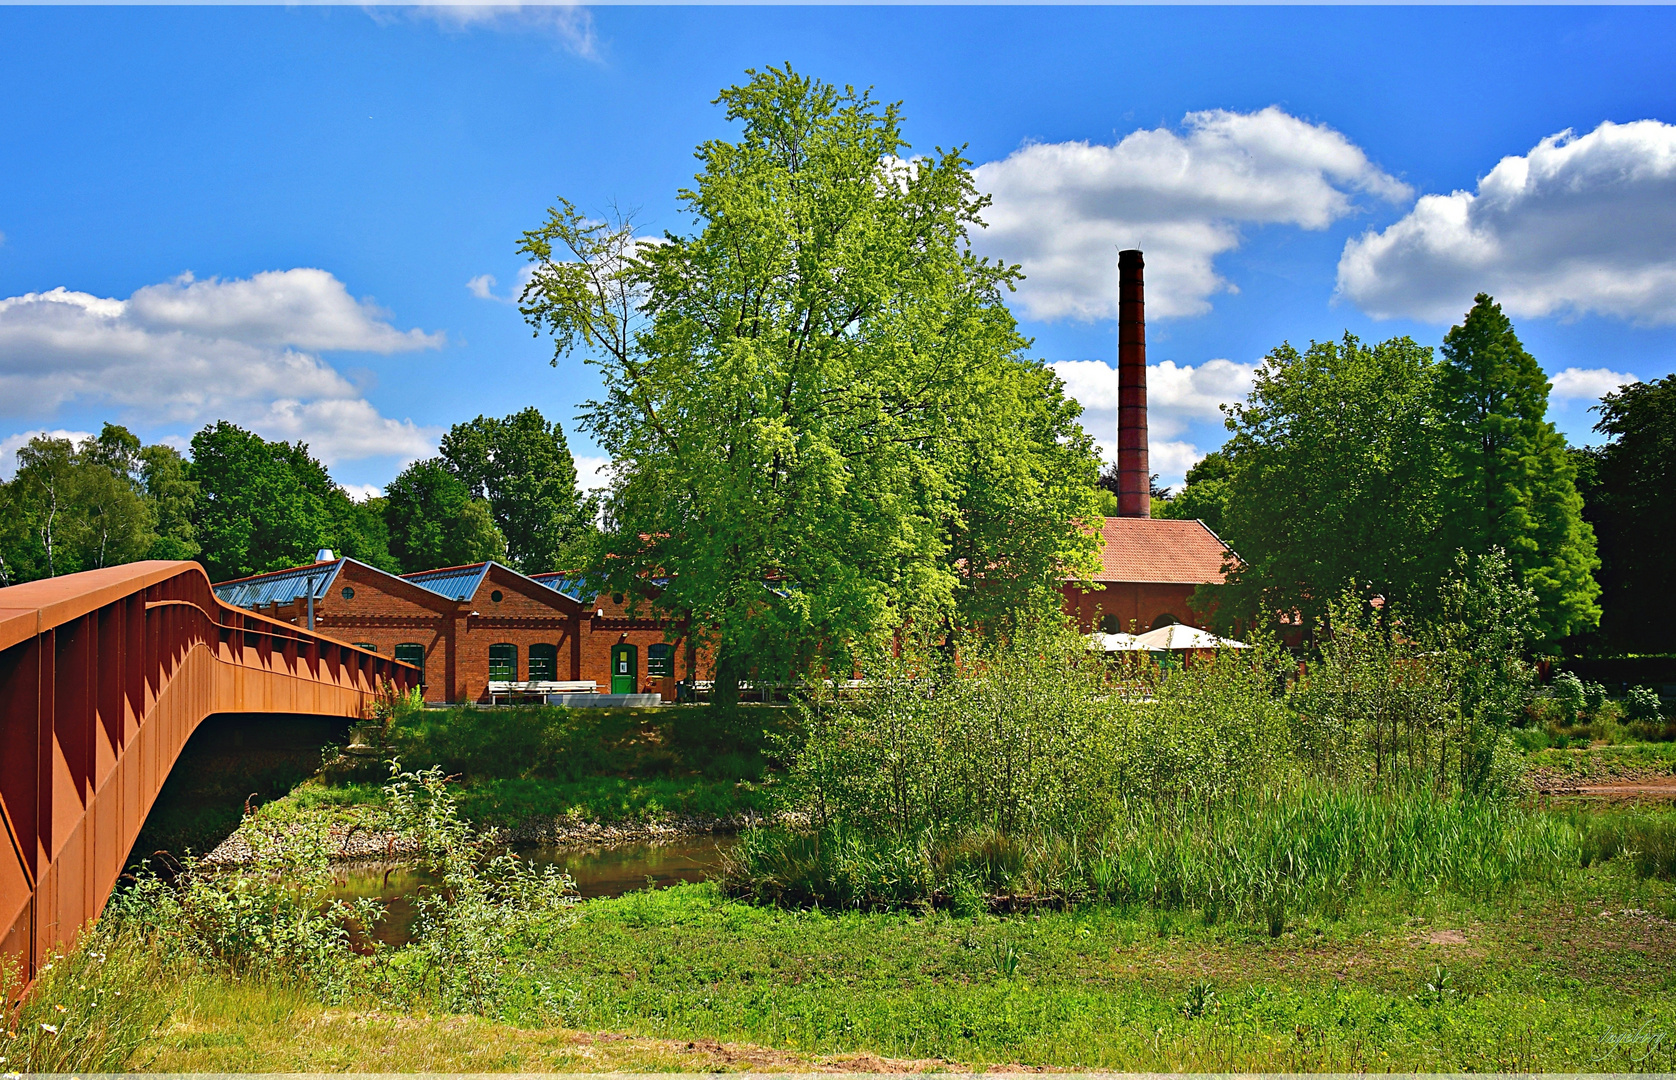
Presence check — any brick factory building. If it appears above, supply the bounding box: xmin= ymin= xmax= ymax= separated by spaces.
xmin=1064 ymin=516 xmax=1233 ymax=634
xmin=1062 ymin=248 xmax=1235 ymax=633
xmin=213 ymin=557 xmax=702 ymax=704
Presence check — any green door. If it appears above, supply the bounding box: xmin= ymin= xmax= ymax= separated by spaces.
xmin=610 ymin=643 xmax=638 ymax=695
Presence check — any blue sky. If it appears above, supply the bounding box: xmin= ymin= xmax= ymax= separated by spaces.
xmin=3 ymin=5 xmax=1675 ymax=494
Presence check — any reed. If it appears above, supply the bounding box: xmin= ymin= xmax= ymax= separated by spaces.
xmin=722 ymin=782 xmax=1581 ymax=922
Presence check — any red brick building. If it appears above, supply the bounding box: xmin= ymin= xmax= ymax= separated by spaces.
xmin=1062 ymin=516 xmax=1233 ymax=634
xmin=213 ymin=558 xmax=703 ymax=704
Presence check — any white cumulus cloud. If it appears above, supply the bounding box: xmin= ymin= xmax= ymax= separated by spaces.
xmin=1051 ymin=357 xmax=1255 ymax=488
xmin=0 ymin=270 xmax=442 ymax=465
xmin=974 ymin=108 xmax=1410 ymax=322
xmin=1549 ymin=367 xmax=1639 ymax=402
xmin=0 ymin=428 xmax=94 ymax=481
xmin=339 ymin=482 xmax=385 ymax=503
xmin=1338 ymin=120 xmax=1676 ymax=324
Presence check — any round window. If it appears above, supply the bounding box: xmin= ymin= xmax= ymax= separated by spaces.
xmin=490 ymin=590 xmax=504 ymax=603
xmin=612 ymin=593 xmax=625 ymax=605
xmin=341 ymin=587 xmax=355 ymax=600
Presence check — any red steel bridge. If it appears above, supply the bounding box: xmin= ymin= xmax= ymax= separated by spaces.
xmin=0 ymin=561 xmax=417 ymax=985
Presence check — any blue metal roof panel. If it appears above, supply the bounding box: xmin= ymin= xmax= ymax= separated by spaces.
xmin=213 ymin=561 xmax=344 ymax=609
xmin=530 ymin=571 xmax=590 ymax=602
xmin=401 ymin=563 xmax=491 ymax=602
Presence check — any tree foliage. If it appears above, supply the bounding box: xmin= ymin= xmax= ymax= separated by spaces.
xmin=1155 ymin=449 xmax=1231 ymax=533
xmin=384 ymin=458 xmax=508 ymax=572
xmin=437 ymin=407 xmax=593 ymax=574
xmin=1 ymin=425 xmax=159 ymax=584
xmin=518 ymin=66 xmax=1101 ymax=687
xmin=1435 ymin=294 xmax=1599 ymax=642
xmin=189 ymin=421 xmax=396 ymax=581
xmin=1578 ymin=372 xmax=1676 ymax=652
xmin=1208 ymin=300 xmax=1601 ymax=648
xmin=1214 ymin=333 xmax=1441 ymax=635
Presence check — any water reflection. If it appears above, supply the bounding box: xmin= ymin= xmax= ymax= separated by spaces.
xmin=327 ymin=836 xmax=737 ymax=947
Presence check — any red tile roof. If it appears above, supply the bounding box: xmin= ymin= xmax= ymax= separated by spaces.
xmin=1089 ymin=517 xmax=1234 ymax=584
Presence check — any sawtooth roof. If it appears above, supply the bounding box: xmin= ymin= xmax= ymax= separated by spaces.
xmin=213 ymin=559 xmax=346 ymax=607
xmin=1091 ymin=517 xmax=1234 ymax=585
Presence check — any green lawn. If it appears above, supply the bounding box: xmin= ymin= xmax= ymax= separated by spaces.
xmin=114 ymin=844 xmax=1676 ymax=1072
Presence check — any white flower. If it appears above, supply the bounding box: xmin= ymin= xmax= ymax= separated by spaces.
xmin=40 ymin=1022 xmax=58 ymax=1034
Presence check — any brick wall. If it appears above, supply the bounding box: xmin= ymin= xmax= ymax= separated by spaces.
xmin=1062 ymin=581 xmax=1203 ymax=634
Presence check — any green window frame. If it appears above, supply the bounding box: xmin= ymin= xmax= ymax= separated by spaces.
xmin=489 ymin=643 xmax=517 ymax=681
xmin=394 ymin=643 xmax=425 ymax=681
xmin=528 ymin=643 xmax=558 ymax=681
xmin=646 ymin=643 xmax=673 ymax=678
xmin=352 ymin=642 xmax=377 ymax=652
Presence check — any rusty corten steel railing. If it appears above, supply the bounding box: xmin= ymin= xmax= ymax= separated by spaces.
xmin=0 ymin=560 xmax=417 ymax=986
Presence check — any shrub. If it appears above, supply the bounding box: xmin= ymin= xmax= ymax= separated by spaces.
xmin=1550 ymin=671 xmax=1586 ymax=720
xmin=1626 ymin=685 xmax=1664 ymax=723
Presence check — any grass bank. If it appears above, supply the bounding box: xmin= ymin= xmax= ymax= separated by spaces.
xmin=17 ymin=846 xmax=1676 ymax=1072
xmin=1529 ymin=741 xmax=1676 ymax=784
xmin=241 ymin=703 xmax=787 ymax=841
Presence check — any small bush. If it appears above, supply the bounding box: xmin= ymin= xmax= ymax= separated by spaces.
xmin=1626 ymin=685 xmax=1664 ymax=723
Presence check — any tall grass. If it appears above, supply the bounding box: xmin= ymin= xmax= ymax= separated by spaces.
xmin=0 ymin=921 xmax=174 ymax=1073
xmin=722 ymin=782 xmax=1578 ymax=922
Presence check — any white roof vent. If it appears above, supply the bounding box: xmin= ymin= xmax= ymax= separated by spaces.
xmin=315 ymin=548 xmax=335 ymax=563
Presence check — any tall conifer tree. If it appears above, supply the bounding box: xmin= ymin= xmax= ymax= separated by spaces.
xmin=1435 ymin=294 xmax=1599 ymax=643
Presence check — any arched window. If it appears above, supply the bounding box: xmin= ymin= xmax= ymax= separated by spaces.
xmin=647 ymin=642 xmax=673 ymax=678
xmin=528 ymin=643 xmax=558 ymax=681
xmin=1099 ymin=614 xmax=1124 ymax=635
xmin=489 ymin=643 xmax=517 ymax=681
xmin=1149 ymin=613 xmax=1180 ymax=631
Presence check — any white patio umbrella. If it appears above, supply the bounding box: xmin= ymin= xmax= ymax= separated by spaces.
xmin=1132 ymin=624 xmax=1249 ymax=651
xmin=1087 ymin=631 xmax=1147 ymax=652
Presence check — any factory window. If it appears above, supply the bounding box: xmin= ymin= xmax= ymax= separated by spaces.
xmin=1149 ymin=613 xmax=1179 ymax=631
xmin=352 ymin=642 xmax=377 ymax=652
xmin=341 ymin=587 xmax=355 ymax=600
xmin=489 ymin=643 xmax=517 ymax=681
xmin=646 ymin=643 xmax=673 ymax=678
xmin=1099 ymin=614 xmax=1123 ymax=634
xmin=529 ymin=643 xmax=558 ymax=681
xmin=394 ymin=643 xmax=425 ymax=682
xmin=491 ymin=590 xmax=504 ymax=603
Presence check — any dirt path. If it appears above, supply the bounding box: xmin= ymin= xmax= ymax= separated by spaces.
xmin=1536 ymin=776 xmax=1676 ymax=798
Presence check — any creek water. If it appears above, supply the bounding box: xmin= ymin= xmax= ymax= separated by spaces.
xmin=328 ymin=835 xmax=739 ymax=947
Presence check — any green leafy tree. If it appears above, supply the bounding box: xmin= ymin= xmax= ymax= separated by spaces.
xmin=189 ymin=422 xmax=390 ymax=580
xmin=327 ymin=489 xmax=399 ymax=572
xmin=384 ymin=458 xmax=508 ymax=572
xmin=518 ymin=66 xmax=1101 ymax=697
xmin=74 ymin=424 xmax=157 ymax=571
xmin=6 ymin=428 xmax=156 ymax=579
xmin=1214 ymin=333 xmax=1441 ymax=636
xmin=1156 ymin=450 xmax=1231 ymax=533
xmin=139 ymin=443 xmax=200 ymax=560
xmin=438 ymin=408 xmax=593 ymax=574
xmin=1435 ymin=294 xmax=1600 ymax=643
xmin=1581 ymin=372 xmax=1676 ymax=652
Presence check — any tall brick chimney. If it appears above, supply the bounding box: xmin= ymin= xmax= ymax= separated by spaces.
xmin=1117 ymin=249 xmax=1150 ymax=517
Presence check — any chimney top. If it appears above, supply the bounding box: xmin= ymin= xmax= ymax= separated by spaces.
xmin=315 ymin=548 xmax=335 ymax=563
xmin=1118 ymin=248 xmax=1144 ymax=267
